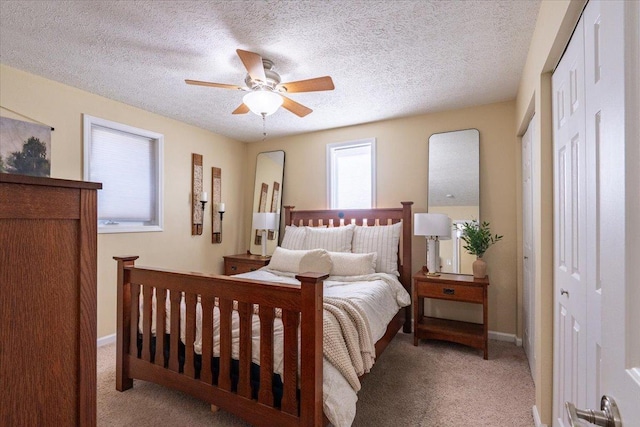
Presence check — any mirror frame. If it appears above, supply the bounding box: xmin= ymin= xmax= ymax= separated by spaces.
xmin=249 ymin=150 xmax=285 ymax=256
xmin=428 ymin=128 xmax=479 ymax=275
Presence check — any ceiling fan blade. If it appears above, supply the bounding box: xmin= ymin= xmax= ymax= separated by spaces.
xmin=281 ymin=96 xmax=313 ymax=117
xmin=277 ymin=76 xmax=335 ymax=93
xmin=236 ymin=49 xmax=267 ymax=83
xmin=232 ymin=103 xmax=250 ymax=115
xmin=185 ymin=79 xmax=244 ymax=90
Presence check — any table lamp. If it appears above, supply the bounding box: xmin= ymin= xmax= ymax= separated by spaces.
xmin=414 ymin=213 xmax=452 ymax=276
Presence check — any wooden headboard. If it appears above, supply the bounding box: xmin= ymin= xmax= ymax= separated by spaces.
xmin=284 ymin=201 xmax=413 ymax=333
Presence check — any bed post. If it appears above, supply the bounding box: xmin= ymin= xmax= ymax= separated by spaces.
xmin=296 ymin=272 xmax=327 ymax=427
xmin=401 ymin=202 xmax=413 ymax=333
xmin=114 ymin=256 xmax=139 ymax=391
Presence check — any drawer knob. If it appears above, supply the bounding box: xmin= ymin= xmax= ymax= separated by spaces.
xmin=231 ymin=266 xmax=237 ymax=271
xmin=443 ymin=288 xmax=455 ymax=295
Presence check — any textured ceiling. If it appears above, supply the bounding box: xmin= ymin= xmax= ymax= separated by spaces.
xmin=0 ymin=0 xmax=540 ymax=142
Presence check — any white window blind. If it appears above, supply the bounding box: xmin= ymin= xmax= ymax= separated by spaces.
xmin=83 ymin=115 xmax=163 ymax=233
xmin=327 ymin=139 xmax=376 ymax=209
xmin=90 ymin=126 xmax=156 ymax=221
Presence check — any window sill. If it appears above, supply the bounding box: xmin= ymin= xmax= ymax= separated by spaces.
xmin=98 ymin=225 xmax=163 ymax=234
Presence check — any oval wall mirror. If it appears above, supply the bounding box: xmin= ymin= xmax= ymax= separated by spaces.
xmin=428 ymin=129 xmax=479 ymax=275
xmin=249 ymin=150 xmax=285 ymax=256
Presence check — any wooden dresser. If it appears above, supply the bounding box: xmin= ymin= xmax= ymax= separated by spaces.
xmin=0 ymin=173 xmax=101 ymax=426
xmin=413 ymin=271 xmax=490 ymax=359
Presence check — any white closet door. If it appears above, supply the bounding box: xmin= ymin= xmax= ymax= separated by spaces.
xmin=552 ymin=15 xmax=588 ymax=427
xmin=597 ymin=0 xmax=640 ymax=423
xmin=582 ymin=1 xmax=602 ymax=411
xmin=552 ymin=1 xmax=640 ymax=425
xmin=521 ymin=115 xmax=535 ymax=382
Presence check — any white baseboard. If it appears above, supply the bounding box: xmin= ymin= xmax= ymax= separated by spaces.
xmin=488 ymin=330 xmax=522 ymax=346
xmin=97 ymin=333 xmax=116 ymax=347
xmin=533 ymin=405 xmax=547 ymax=427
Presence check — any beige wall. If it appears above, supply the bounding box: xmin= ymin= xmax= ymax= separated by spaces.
xmin=0 ymin=64 xmax=248 ymax=338
xmin=514 ymin=0 xmax=586 ymax=424
xmin=246 ymin=101 xmax=519 ymax=335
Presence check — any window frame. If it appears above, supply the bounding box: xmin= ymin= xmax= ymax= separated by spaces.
xmin=83 ymin=114 xmax=164 ymax=234
xmin=326 ymin=138 xmax=376 ymax=209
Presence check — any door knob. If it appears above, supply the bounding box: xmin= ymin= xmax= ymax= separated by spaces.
xmin=565 ymin=395 xmax=622 ymax=427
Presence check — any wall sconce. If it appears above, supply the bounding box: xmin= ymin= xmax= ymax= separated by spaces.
xmin=252 ymin=212 xmax=278 ymax=257
xmin=213 ymin=202 xmax=225 ymax=243
xmin=195 ymin=191 xmax=208 ymax=235
xmin=414 ymin=213 xmax=452 ymax=276
xmin=200 ymin=191 xmax=208 ymax=210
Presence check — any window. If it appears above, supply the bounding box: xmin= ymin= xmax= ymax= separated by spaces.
xmin=83 ymin=115 xmax=163 ymax=233
xmin=327 ymin=138 xmax=376 ymax=209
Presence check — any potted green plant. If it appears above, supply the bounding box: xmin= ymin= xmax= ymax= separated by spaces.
xmin=460 ymin=220 xmax=503 ymax=278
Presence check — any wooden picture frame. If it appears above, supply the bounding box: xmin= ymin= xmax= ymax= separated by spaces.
xmin=191 ymin=153 xmax=203 ymax=235
xmin=254 ymin=182 xmax=268 ymax=245
xmin=268 ymin=181 xmax=280 ymax=240
xmin=212 ymin=167 xmax=222 ymax=243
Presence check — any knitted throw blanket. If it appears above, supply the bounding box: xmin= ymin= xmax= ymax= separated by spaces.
xmin=322 ymin=297 xmax=375 ymax=392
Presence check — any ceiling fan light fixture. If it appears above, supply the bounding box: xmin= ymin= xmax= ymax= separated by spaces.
xmin=243 ymin=90 xmax=283 ymax=116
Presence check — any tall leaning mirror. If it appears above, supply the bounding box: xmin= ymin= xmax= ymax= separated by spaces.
xmin=249 ymin=150 xmax=285 ymax=256
xmin=428 ymin=129 xmax=479 ymax=275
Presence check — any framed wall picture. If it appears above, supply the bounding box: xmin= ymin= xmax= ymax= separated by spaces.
xmin=0 ymin=116 xmax=51 ymax=177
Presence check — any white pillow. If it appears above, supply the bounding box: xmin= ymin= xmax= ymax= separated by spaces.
xmin=267 ymin=247 xmax=331 ymax=274
xmin=303 ymin=224 xmax=355 ymax=252
xmin=280 ymin=225 xmax=307 ymax=250
xmin=352 ymin=222 xmax=402 ymax=276
xmin=299 ymin=250 xmax=332 ymax=275
xmin=328 ymin=251 xmax=377 ymax=276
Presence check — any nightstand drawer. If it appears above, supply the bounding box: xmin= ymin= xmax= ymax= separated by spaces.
xmin=225 ymin=261 xmax=261 ymax=275
xmin=223 ymin=253 xmax=271 ymax=276
xmin=415 ymin=281 xmax=483 ymax=303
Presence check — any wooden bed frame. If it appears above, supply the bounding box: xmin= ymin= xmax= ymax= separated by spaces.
xmin=115 ymin=202 xmax=413 ymax=427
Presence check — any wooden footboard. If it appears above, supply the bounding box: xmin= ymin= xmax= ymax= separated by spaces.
xmin=115 ymin=256 xmax=327 ymax=427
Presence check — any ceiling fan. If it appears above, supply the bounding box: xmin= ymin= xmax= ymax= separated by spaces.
xmin=185 ymin=49 xmax=335 ymax=118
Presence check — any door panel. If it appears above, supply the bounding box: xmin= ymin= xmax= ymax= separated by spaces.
xmin=553 ymin=17 xmax=587 ymax=427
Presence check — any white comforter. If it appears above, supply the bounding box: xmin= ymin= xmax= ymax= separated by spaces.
xmin=138 ymin=269 xmax=410 ymax=427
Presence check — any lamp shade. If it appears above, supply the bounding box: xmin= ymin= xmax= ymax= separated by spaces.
xmin=243 ymin=91 xmax=283 ymax=116
xmin=414 ymin=213 xmax=452 ymax=240
xmin=253 ymin=212 xmax=278 ymax=230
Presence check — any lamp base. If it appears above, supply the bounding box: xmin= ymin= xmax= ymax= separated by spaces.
xmin=261 ymin=230 xmax=268 ymax=257
xmin=421 ymin=265 xmax=440 ymax=277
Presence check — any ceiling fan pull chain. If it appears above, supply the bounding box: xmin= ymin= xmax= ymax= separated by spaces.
xmin=262 ymin=113 xmax=267 ymax=141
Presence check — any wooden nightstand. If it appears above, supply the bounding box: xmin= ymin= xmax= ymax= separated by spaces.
xmin=413 ymin=272 xmax=490 ymax=359
xmin=223 ymin=253 xmax=270 ymax=275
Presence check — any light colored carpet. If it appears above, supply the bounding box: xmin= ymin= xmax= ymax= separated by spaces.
xmin=98 ymin=333 xmax=535 ymax=426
